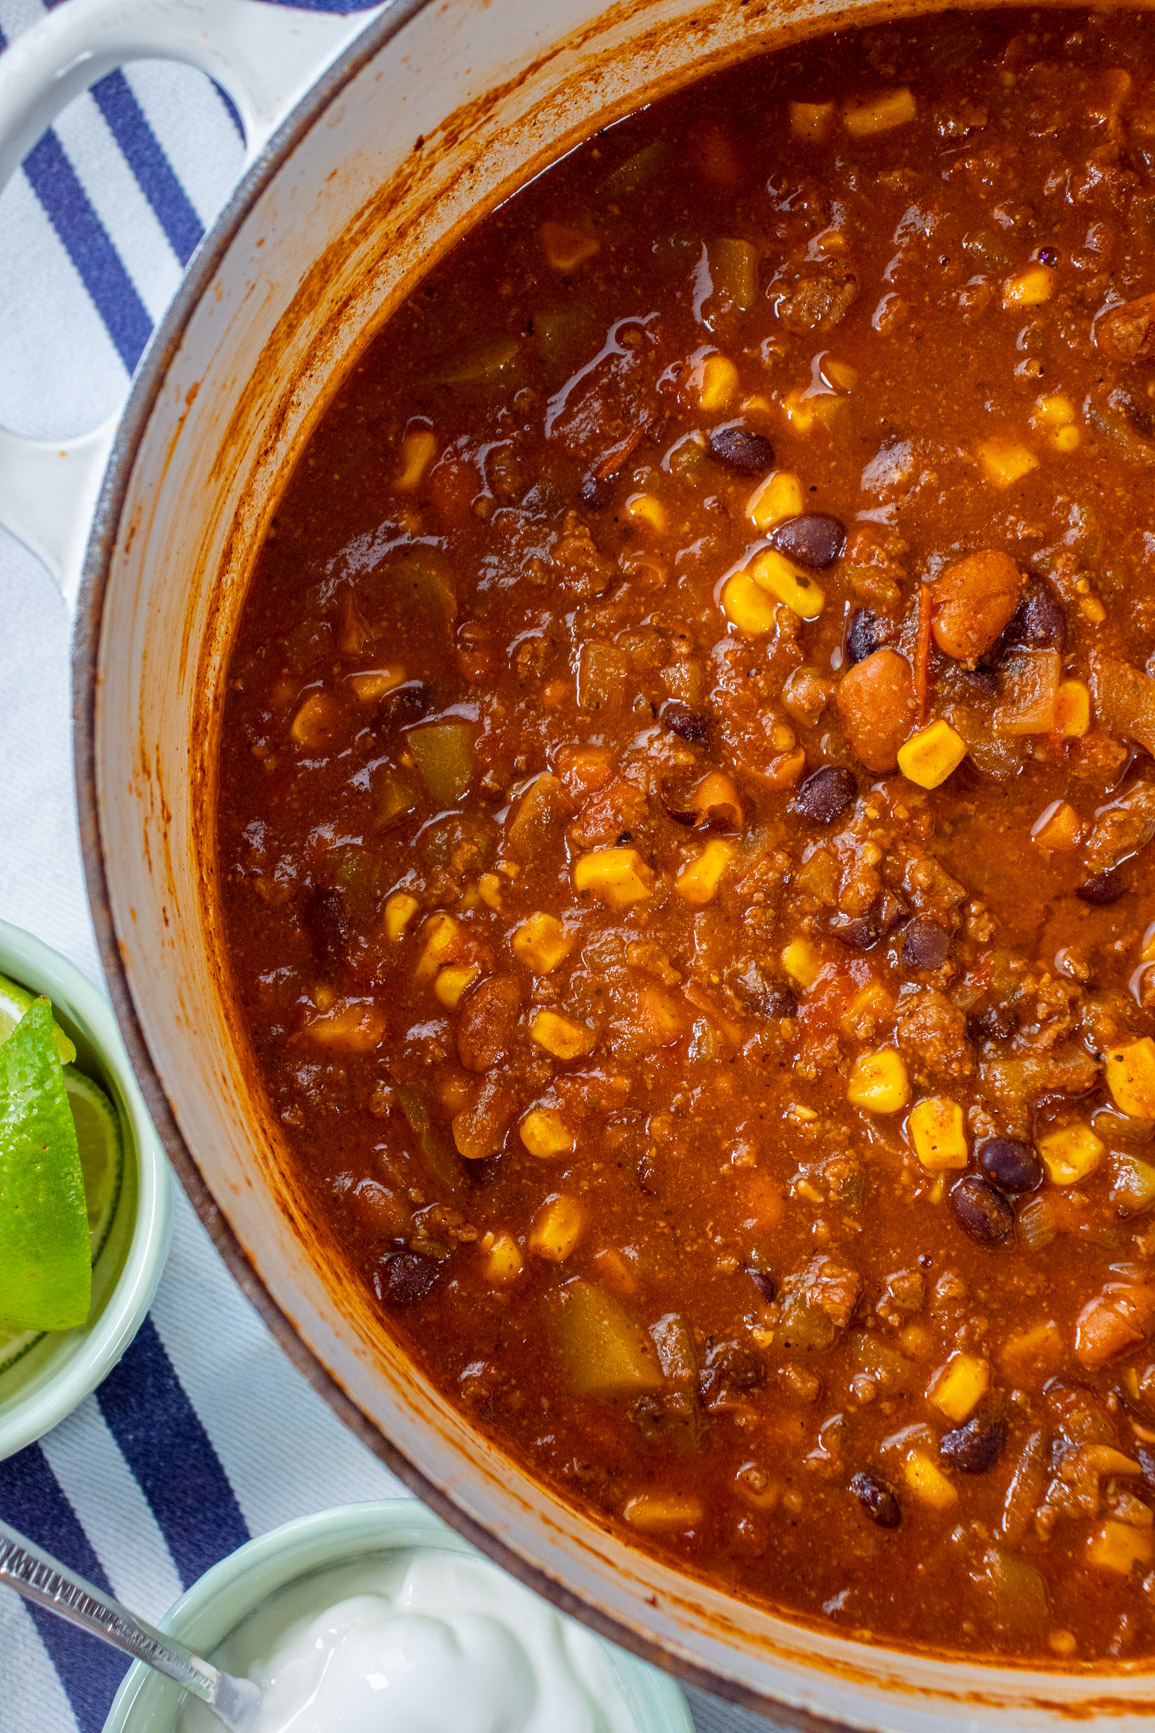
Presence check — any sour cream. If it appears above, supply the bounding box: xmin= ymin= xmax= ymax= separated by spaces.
xmin=180 ymin=1549 xmax=644 ymax=1733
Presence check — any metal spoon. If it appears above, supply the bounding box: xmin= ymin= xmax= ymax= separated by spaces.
xmin=0 ymin=1518 xmax=260 ymax=1731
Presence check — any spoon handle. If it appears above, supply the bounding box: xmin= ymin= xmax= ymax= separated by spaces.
xmin=0 ymin=1519 xmax=259 ymax=1731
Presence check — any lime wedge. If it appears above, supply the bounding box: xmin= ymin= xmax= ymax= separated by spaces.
xmin=0 ymin=1069 xmax=125 ymax=1368
xmin=63 ymin=1067 xmax=123 ymax=1261
xmin=0 ymin=971 xmax=76 ymax=1065
xmin=0 ymin=1000 xmax=90 ymax=1333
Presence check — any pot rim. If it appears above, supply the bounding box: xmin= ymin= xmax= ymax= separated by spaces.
xmin=67 ymin=4 xmax=1126 ymax=1725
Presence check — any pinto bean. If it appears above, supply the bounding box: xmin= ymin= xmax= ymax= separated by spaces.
xmin=1096 ymin=291 xmax=1155 ymax=366
xmin=835 ymin=648 xmax=917 ymax=773
xmin=931 ymin=551 xmax=1023 ymax=666
xmin=456 ymin=974 xmax=521 ymax=1071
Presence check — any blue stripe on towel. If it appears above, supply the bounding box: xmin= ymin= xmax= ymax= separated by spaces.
xmin=0 ymin=1444 xmax=129 ymax=1733
xmin=96 ymin=1318 xmax=250 ymax=1587
xmin=19 ymin=128 xmax=152 ymax=372
xmin=89 ymin=70 xmax=204 ymax=265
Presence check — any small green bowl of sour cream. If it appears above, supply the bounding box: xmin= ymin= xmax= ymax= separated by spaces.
xmin=103 ymin=1499 xmax=694 ymax=1733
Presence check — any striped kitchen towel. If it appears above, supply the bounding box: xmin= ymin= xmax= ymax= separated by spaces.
xmin=0 ymin=2 xmax=773 ymax=1728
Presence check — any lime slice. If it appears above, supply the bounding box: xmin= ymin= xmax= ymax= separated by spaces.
xmin=63 ymin=1067 xmax=123 ymax=1261
xmin=0 ymin=971 xmax=75 ymax=1065
xmin=0 ymin=1070 xmax=124 ymax=1369
xmin=0 ymin=1000 xmax=90 ymax=1333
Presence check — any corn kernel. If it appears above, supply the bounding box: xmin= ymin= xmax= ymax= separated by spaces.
xmin=1033 ymin=394 xmax=1075 ymax=429
xmin=573 ymin=847 xmax=654 ymax=910
xmin=782 ymin=938 xmax=822 ymax=989
xmin=512 ymin=911 xmax=574 ymax=974
xmin=480 ymin=1230 xmax=523 ymax=1284
xmin=674 ymin=839 xmax=735 ymax=905
xmin=843 ymin=88 xmax=916 ymax=136
xmin=1002 ymin=264 xmax=1055 ymax=309
xmin=1141 ymin=923 xmax=1155 ymax=965
xmin=928 ymin=1353 xmax=990 ymax=1422
xmin=897 ymin=719 xmax=967 ymax=789
xmin=699 ymin=354 xmax=739 ymax=411
xmin=721 ymin=571 xmax=779 ymax=635
xmin=747 ymin=469 xmax=804 ymax=531
xmin=348 ymin=665 xmax=405 ymax=702
xmin=414 ymin=913 xmax=460 ymax=983
xmin=1031 ymin=799 xmax=1082 ymax=850
xmin=384 ymin=891 xmax=419 ymax=941
xmin=1087 ymin=1519 xmax=1154 ymax=1574
xmin=1053 ymin=680 xmax=1091 ymax=738
xmin=1106 ymin=1038 xmax=1155 ymax=1119
xmin=904 ymin=1451 xmax=957 ymax=1510
xmin=976 ymin=438 xmax=1039 ymax=488
xmin=529 ymin=1009 xmax=597 ymax=1061
xmin=822 ymin=356 xmax=859 ymax=392
xmin=748 ymin=548 xmax=824 ymax=621
xmin=1053 ymin=424 xmax=1081 ymax=453
xmin=1079 ymin=591 xmax=1106 ymax=625
xmin=789 ymin=99 xmax=834 ymax=141
xmin=528 ymin=1193 xmax=586 ymax=1261
xmin=434 ymin=962 xmax=481 ymax=1008
xmin=478 ymin=872 xmax=503 ymax=910
xmin=626 ymin=493 xmax=668 ymax=534
xmin=1039 ymin=1123 xmax=1104 ymax=1185
xmin=396 ymin=427 xmax=436 ymax=491
xmin=909 ymin=1096 xmax=968 ymax=1171
xmin=290 ymin=691 xmax=339 ymax=749
xmin=847 ymin=1049 xmax=910 ymax=1114
xmin=519 ymin=1108 xmax=574 ymax=1158
xmin=623 ymin=1492 xmax=705 ymax=1532
xmin=783 ymin=388 xmax=817 ymax=433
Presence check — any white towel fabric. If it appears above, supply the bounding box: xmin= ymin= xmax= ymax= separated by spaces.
xmin=0 ymin=3 xmax=780 ymax=1727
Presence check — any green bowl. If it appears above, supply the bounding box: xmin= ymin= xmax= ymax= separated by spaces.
xmin=104 ymin=1499 xmax=694 ymax=1732
xmin=0 ymin=919 xmax=171 ymax=1457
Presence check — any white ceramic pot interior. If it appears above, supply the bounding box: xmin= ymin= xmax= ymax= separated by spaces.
xmin=86 ymin=0 xmax=1155 ymax=1724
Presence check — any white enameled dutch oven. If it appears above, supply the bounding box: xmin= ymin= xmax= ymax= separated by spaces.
xmin=2 ymin=0 xmax=1154 ymax=1725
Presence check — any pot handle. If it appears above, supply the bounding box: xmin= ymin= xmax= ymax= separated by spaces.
xmin=0 ymin=0 xmax=381 ymax=612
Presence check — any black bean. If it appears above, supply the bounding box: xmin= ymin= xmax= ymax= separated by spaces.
xmin=1138 ymin=1445 xmax=1155 ymax=1499
xmin=849 ymin=1470 xmax=901 ymax=1529
xmin=957 ymin=665 xmax=999 ymax=699
xmin=940 ymin=1417 xmax=1006 ymax=1474
xmin=827 ymin=911 xmax=882 ymax=951
xmin=1002 ymin=582 xmax=1066 ymax=652
xmin=747 ymin=1267 xmax=777 ymax=1303
xmin=844 ymin=608 xmax=878 ymax=667
xmin=374 ymin=1250 xmax=439 ymax=1307
xmin=305 ymin=887 xmax=348 ymax=972
xmin=770 ymin=513 xmax=846 ymax=570
xmin=1077 ymin=869 xmax=1127 ymax=906
xmin=389 ymin=681 xmax=434 ymax=724
xmin=708 ymin=424 xmax=776 ymax=475
xmin=950 ymin=1174 xmax=1015 ymax=1246
xmin=978 ymin=1135 xmax=1042 ymax=1194
xmin=794 ymin=765 xmax=857 ymax=825
xmin=661 ymin=700 xmax=709 ymax=743
xmin=579 ymin=473 xmax=612 ymax=510
xmin=901 ymin=918 xmax=951 ymax=972
xmin=966 ymin=999 xmax=1015 ymax=1043
xmin=732 ymin=961 xmax=798 ymax=1020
